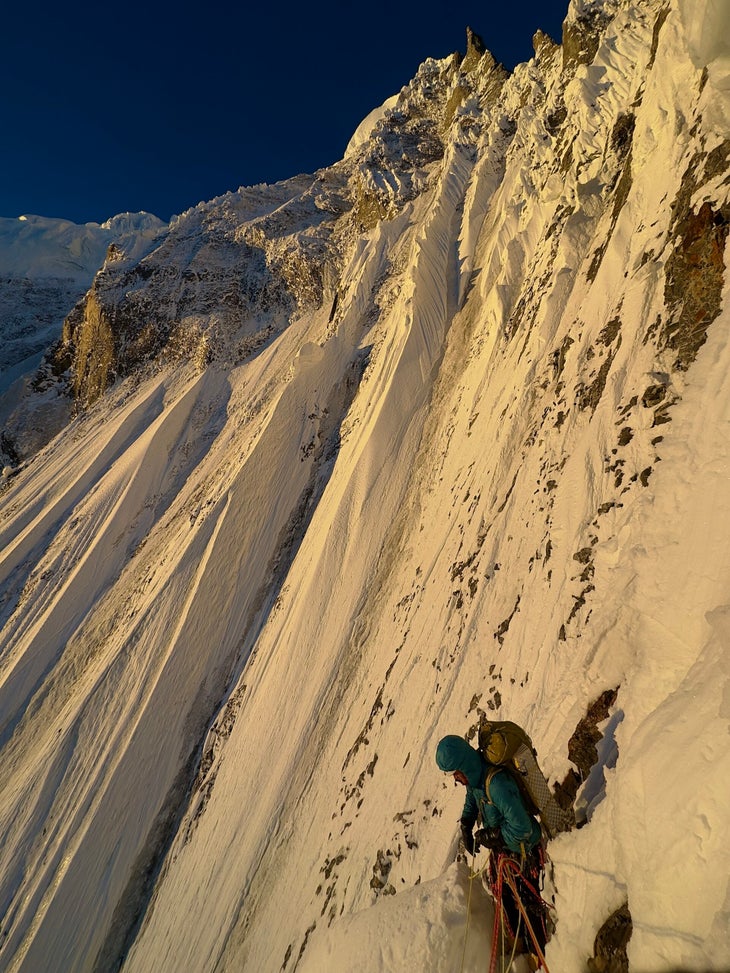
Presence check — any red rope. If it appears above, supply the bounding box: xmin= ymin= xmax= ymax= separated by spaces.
xmin=488 ymin=859 xmax=504 ymax=973
xmin=486 ymin=853 xmax=553 ymax=973
xmin=502 ymin=864 xmax=551 ymax=972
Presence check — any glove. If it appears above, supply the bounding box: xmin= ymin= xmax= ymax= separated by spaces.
xmin=474 ymin=827 xmax=503 ymax=852
xmin=460 ymin=819 xmax=475 ymax=856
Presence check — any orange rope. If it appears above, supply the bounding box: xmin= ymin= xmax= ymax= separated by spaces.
xmin=488 ymin=854 xmax=553 ymax=973
xmin=502 ymin=863 xmax=551 ymax=972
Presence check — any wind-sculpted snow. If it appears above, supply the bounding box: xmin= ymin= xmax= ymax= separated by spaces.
xmin=0 ymin=2 xmax=729 ymax=972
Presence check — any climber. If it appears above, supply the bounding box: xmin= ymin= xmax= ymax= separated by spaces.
xmin=436 ymin=734 xmax=548 ymax=957
xmin=436 ymin=734 xmax=541 ymax=854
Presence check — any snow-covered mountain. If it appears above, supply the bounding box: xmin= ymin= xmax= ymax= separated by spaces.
xmin=1 ymin=0 xmax=729 ymax=971
xmin=0 ymin=212 xmax=166 ymax=457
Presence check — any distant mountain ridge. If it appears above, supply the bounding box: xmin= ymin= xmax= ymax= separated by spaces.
xmin=0 ymin=211 xmax=166 ymax=455
xmin=0 ymin=212 xmax=166 ymax=281
xmin=0 ymin=212 xmax=165 ymax=381
xmin=0 ymin=42 xmax=511 ymax=463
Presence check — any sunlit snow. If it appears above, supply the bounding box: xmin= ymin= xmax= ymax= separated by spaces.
xmin=0 ymin=1 xmax=728 ymax=972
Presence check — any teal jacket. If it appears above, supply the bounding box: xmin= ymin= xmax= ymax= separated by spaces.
xmin=436 ymin=734 xmax=541 ymax=854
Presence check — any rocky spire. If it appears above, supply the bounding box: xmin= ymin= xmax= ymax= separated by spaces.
xmin=461 ymin=26 xmax=487 ymax=73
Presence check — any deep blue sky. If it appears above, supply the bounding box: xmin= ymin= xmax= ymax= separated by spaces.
xmin=2 ymin=1 xmax=568 ymax=225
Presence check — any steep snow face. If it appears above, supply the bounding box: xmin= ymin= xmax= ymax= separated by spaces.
xmin=345 ymin=94 xmax=401 ymax=158
xmin=677 ymin=0 xmax=730 ymax=128
xmin=0 ymin=2 xmax=729 ymax=973
xmin=678 ymin=0 xmax=730 ymax=66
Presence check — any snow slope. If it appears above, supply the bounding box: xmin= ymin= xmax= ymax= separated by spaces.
xmin=0 ymin=1 xmax=729 ymax=972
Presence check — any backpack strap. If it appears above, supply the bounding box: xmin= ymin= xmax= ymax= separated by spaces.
xmin=483 ymin=766 xmax=503 ymax=804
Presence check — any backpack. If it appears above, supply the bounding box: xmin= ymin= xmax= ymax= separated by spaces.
xmin=478 ymin=719 xmax=535 ymax=765
xmin=477 ymin=719 xmax=574 ymax=838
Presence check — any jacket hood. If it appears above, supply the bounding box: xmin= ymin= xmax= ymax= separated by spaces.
xmin=435 ymin=735 xmax=484 ymax=788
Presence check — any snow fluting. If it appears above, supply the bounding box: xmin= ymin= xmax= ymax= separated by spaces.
xmin=0 ymin=1 xmax=729 ymax=971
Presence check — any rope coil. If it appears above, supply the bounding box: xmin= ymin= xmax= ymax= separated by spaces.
xmin=460 ymin=850 xmax=553 ymax=973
